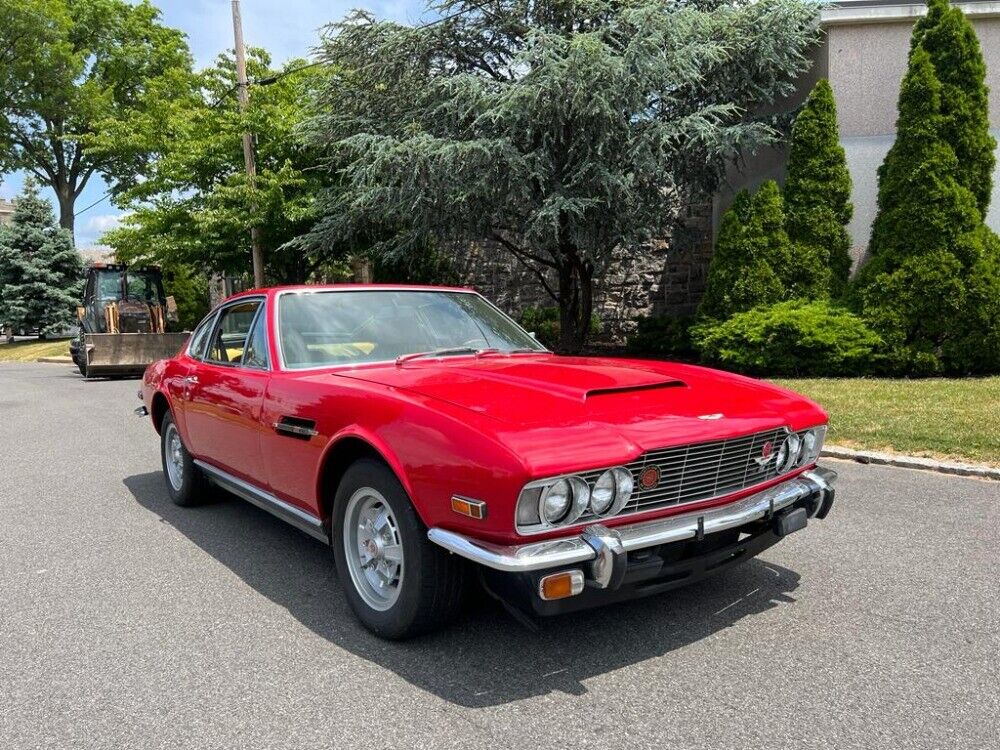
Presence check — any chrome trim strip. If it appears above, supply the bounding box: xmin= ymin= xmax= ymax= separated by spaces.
xmin=428 ymin=471 xmax=834 ymax=573
xmin=194 ymin=460 xmax=328 ymax=542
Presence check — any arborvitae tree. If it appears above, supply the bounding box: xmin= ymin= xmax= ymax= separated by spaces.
xmin=0 ymin=181 xmax=83 ymax=336
xmin=699 ymin=181 xmax=794 ymax=320
xmin=854 ymin=47 xmax=1000 ymax=373
xmin=911 ymin=0 xmax=995 ymax=217
xmin=783 ymin=79 xmax=853 ymax=296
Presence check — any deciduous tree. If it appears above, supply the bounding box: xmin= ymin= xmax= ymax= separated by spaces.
xmin=97 ymin=52 xmax=330 ymax=284
xmin=0 ymin=0 xmax=193 ymax=238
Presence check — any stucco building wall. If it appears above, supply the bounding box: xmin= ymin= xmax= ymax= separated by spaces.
xmin=716 ymin=1 xmax=1000 ymax=267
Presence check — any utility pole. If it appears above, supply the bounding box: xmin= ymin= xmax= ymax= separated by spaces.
xmin=231 ymin=0 xmax=265 ymax=288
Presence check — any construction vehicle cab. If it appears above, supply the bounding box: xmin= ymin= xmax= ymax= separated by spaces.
xmin=71 ymin=264 xmax=190 ymax=378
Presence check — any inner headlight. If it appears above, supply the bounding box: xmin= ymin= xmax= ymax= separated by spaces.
xmin=590 ymin=467 xmax=634 ymax=517
xmin=591 ymin=471 xmax=616 ymax=515
xmin=783 ymin=433 xmax=802 ymax=472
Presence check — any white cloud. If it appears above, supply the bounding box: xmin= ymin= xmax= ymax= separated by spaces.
xmin=84 ymin=213 xmax=125 ymax=234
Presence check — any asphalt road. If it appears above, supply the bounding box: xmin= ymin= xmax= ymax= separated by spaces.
xmin=1 ymin=362 xmax=998 ymax=750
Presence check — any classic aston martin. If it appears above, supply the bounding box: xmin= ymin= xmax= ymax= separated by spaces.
xmin=137 ymin=285 xmax=836 ymax=638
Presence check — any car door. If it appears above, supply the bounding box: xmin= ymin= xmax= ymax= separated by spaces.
xmin=183 ymin=298 xmax=269 ymax=483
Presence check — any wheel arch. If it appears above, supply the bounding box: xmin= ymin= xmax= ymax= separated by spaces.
xmin=316 ymin=431 xmax=424 ymax=529
xmin=151 ymin=390 xmax=171 ymax=434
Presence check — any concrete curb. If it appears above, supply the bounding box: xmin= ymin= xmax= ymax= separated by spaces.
xmin=822 ymin=445 xmax=1000 ymax=481
xmin=36 ymin=357 xmax=73 ymax=364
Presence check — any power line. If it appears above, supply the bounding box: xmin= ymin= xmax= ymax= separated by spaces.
xmin=75 ymin=191 xmax=111 ymax=217
xmin=76 ymin=1 xmax=498 ymax=218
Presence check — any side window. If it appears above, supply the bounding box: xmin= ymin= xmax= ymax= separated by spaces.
xmin=187 ymin=313 xmax=217 ymax=361
xmin=206 ymin=301 xmax=261 ymax=365
xmin=242 ymin=305 xmax=269 ymax=370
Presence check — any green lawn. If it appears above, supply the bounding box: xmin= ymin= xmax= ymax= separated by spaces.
xmin=0 ymin=338 xmax=71 ymax=362
xmin=774 ymin=377 xmax=1000 ymax=468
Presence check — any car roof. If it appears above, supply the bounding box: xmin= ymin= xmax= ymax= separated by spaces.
xmin=223 ymin=283 xmax=477 ymax=303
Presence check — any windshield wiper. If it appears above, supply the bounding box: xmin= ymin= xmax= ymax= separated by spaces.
xmin=396 ymin=347 xmax=489 ymax=365
xmin=476 ymin=347 xmax=541 ymax=357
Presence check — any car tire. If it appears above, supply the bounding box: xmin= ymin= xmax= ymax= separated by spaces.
xmin=332 ymin=458 xmax=467 ymax=639
xmin=160 ymin=411 xmax=208 ymax=507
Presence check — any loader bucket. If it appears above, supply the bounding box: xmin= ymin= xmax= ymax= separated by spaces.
xmin=83 ymin=333 xmax=190 ymax=378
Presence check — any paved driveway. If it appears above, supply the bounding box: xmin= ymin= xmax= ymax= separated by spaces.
xmin=1 ymin=363 xmax=997 ymax=749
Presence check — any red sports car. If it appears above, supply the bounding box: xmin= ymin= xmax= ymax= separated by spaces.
xmin=138 ymin=285 xmax=836 ymax=638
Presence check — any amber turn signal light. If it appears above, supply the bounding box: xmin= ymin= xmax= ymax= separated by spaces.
xmin=538 ymin=570 xmax=585 ymax=601
xmin=451 ymin=495 xmax=487 ymax=520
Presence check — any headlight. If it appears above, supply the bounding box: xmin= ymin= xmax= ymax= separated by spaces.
xmin=590 ymin=467 xmax=634 ymax=517
xmin=800 ymin=425 xmax=827 ymax=465
xmin=540 ymin=479 xmax=571 ymax=523
xmin=774 ymin=439 xmax=789 ymax=474
xmin=782 ymin=433 xmax=802 ymax=472
xmin=538 ymin=476 xmax=590 ymax=526
xmin=591 ymin=471 xmax=616 ymax=515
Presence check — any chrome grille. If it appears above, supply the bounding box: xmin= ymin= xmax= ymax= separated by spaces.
xmin=575 ymin=426 xmax=790 ymax=524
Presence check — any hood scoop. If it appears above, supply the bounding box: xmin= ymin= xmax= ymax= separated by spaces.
xmin=585 ymin=379 xmax=686 ymax=400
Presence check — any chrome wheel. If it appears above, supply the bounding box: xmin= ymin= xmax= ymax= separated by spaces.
xmin=164 ymin=423 xmax=185 ymax=491
xmin=343 ymin=487 xmax=404 ymax=612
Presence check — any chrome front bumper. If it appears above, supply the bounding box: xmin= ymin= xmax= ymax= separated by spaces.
xmin=427 ymin=467 xmax=836 ymax=574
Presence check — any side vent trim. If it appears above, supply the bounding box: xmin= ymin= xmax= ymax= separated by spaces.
xmin=274 ymin=416 xmax=318 ymax=440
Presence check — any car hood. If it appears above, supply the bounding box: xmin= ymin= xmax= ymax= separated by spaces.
xmin=339 ymin=354 xmax=826 ymax=475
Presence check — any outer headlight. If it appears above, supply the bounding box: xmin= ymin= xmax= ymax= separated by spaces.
xmin=540 ymin=479 xmax=572 ymax=523
xmin=538 ymin=476 xmax=590 ymax=526
xmin=800 ymin=425 xmax=827 ymax=465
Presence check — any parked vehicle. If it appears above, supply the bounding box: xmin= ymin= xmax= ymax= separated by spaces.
xmin=137 ymin=285 xmax=837 ymax=638
xmin=71 ymin=263 xmax=189 ymax=378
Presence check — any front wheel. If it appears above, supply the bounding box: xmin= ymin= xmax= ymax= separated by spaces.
xmin=331 ymin=459 xmax=466 ymax=639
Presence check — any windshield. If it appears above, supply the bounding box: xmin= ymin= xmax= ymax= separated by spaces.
xmin=124 ymin=272 xmax=164 ymax=303
xmin=277 ymin=290 xmax=546 ymax=369
xmin=95 ymin=270 xmax=165 ymax=303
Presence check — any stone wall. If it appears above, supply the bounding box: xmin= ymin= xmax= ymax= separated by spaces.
xmin=457 ymin=202 xmax=714 ymax=344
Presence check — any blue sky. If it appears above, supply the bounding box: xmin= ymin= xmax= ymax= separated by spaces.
xmin=0 ymin=1 xmax=427 ymax=247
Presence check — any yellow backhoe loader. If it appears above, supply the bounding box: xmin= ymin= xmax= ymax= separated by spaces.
xmin=70 ymin=264 xmax=190 ymax=378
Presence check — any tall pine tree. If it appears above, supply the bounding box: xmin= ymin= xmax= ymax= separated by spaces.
xmin=0 ymin=180 xmax=83 ymax=337
xmin=699 ymin=181 xmax=794 ymax=320
xmin=784 ymin=79 xmax=853 ymax=296
xmin=910 ymin=0 xmax=995 ymax=217
xmin=855 ymin=47 xmax=1000 ymax=373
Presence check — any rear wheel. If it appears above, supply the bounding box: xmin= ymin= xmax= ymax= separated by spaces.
xmin=331 ymin=459 xmax=466 ymax=639
xmin=160 ymin=411 xmax=208 ymax=506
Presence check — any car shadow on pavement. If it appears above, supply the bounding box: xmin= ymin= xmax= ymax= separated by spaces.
xmin=124 ymin=471 xmax=801 ymax=708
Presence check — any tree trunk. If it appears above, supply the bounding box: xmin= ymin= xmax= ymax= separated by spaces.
xmin=556 ymin=253 xmax=594 ymax=353
xmin=56 ymin=189 xmax=75 ymax=242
